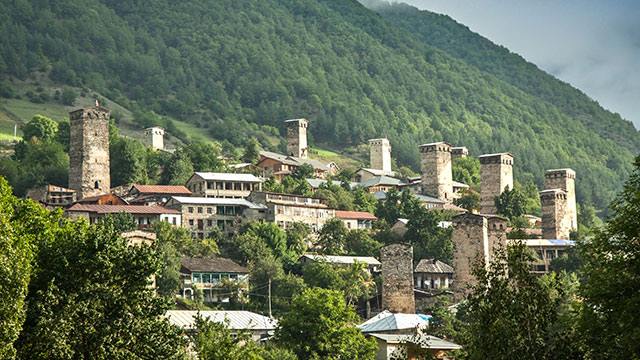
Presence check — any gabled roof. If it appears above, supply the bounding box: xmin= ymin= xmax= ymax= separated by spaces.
xmin=168 ymin=196 xmax=267 ymax=209
xmin=189 ymin=172 xmax=263 ymax=183
xmin=301 ymin=254 xmax=381 ymax=266
xmin=306 ymin=178 xmax=359 ymax=190
xmin=369 ymin=333 xmax=462 ymax=350
xmin=357 ymin=168 xmax=396 ymax=177
xmin=359 ymin=175 xmax=405 ymax=188
xmin=258 ymin=151 xmax=336 ymax=171
xmin=181 ymin=256 xmax=248 ymax=274
xmin=165 ymin=310 xmax=276 ymax=331
xmin=131 ymin=184 xmax=191 ymax=195
xmin=507 ymin=239 xmax=575 ymax=247
xmin=335 ymin=210 xmax=377 ymax=220
xmin=358 ymin=310 xmax=431 ymax=333
xmin=414 ymin=259 xmax=454 ymax=274
xmin=66 ymin=204 xmax=179 ymax=215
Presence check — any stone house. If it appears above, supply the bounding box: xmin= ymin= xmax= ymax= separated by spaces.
xmin=65 ymin=204 xmax=181 ymax=229
xmin=180 ymin=256 xmax=249 ymax=303
xmin=164 ymin=196 xmax=267 ymax=238
xmin=335 ymin=210 xmax=377 ymax=230
xmin=246 ymin=191 xmax=335 ymax=232
xmin=368 ymin=333 xmax=461 ymax=360
xmin=75 ymin=193 xmax=128 ymax=205
xmin=414 ymin=259 xmax=454 ymax=290
xmin=508 ymin=239 xmax=574 ymax=274
xmin=185 ymin=172 xmax=263 ymax=199
xmin=26 ymin=184 xmax=77 ymax=208
xmin=128 ymin=184 xmax=192 ymax=205
xmin=257 ymin=150 xmax=338 ymax=180
xmin=359 ymin=175 xmax=406 ymax=193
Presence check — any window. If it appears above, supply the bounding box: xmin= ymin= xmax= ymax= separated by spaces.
xmin=207 ymin=207 xmax=213 ymax=214
xmin=202 ymin=273 xmax=211 ymax=283
xmin=188 ymin=207 xmax=194 ymax=213
xmin=217 ymin=220 xmax=225 ymax=229
xmin=217 ymin=206 xmax=225 ymax=215
xmin=197 ymin=207 xmax=203 ymax=214
xmin=546 ymin=249 xmax=557 ymax=260
xmin=94 ymin=181 xmax=100 ymax=189
xmin=188 ymin=219 xmax=194 ymax=226
xmin=172 ymin=217 xmax=177 ymax=225
xmin=207 ymin=220 xmax=213 ymax=227
xmin=192 ymin=273 xmax=202 ymax=283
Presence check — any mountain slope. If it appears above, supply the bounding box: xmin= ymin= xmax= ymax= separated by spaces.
xmin=0 ymin=0 xmax=636 ymax=209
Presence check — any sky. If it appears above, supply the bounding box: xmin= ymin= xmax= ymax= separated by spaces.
xmin=402 ymin=0 xmax=640 ymax=129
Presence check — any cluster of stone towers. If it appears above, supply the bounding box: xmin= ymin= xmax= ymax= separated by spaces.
xmin=285 ymin=118 xmax=308 ymax=158
xmin=540 ymin=169 xmax=577 ymax=239
xmin=68 ymin=106 xmax=111 ymax=200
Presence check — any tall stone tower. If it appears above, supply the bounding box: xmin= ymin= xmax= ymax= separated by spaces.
xmin=68 ymin=106 xmax=111 ymax=199
xmin=479 ymin=153 xmax=514 ymax=215
xmin=419 ymin=142 xmax=453 ymax=202
xmin=544 ymin=169 xmax=577 ymax=230
xmin=144 ymin=126 xmax=165 ymax=151
xmin=380 ymin=244 xmax=415 ymax=313
xmin=540 ymin=189 xmax=572 ymax=239
xmin=451 ymin=146 xmax=469 ymax=161
xmin=368 ymin=138 xmax=392 ymax=173
xmin=285 ymin=118 xmax=308 ymax=159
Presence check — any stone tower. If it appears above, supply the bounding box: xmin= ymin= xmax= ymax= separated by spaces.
xmin=144 ymin=126 xmax=165 ymax=151
xmin=419 ymin=142 xmax=453 ymax=202
xmin=544 ymin=169 xmax=577 ymax=230
xmin=380 ymin=244 xmax=415 ymax=313
xmin=540 ymin=189 xmax=572 ymax=240
xmin=451 ymin=146 xmax=469 ymax=161
xmin=368 ymin=138 xmax=392 ymax=173
xmin=69 ymin=106 xmax=111 ymax=200
xmin=285 ymin=118 xmax=308 ymax=159
xmin=479 ymin=153 xmax=514 ymax=215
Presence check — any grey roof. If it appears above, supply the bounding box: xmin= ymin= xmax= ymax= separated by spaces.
xmin=181 ymin=256 xmax=248 ymax=274
xmin=169 ymin=196 xmax=267 ymax=209
xmin=414 ymin=259 xmax=454 ymax=274
xmin=305 ymin=178 xmax=359 ymax=190
xmin=359 ymin=175 xmax=406 ymax=188
xmin=192 ymin=172 xmax=263 ymax=183
xmin=369 ymin=333 xmax=462 ymax=350
xmin=284 ymin=118 xmax=307 ymax=123
xmin=372 ymin=191 xmax=444 ymax=204
xmin=358 ymin=310 xmax=431 ymax=333
xmin=478 ymin=152 xmax=513 ymax=158
xmin=301 ymin=254 xmax=381 ymax=266
xmin=165 ymin=310 xmax=276 ymax=331
xmin=358 ymin=168 xmax=396 ymax=177
xmin=259 ymin=151 xmax=335 ymax=171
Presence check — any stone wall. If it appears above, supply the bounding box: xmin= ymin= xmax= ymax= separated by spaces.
xmin=68 ymin=106 xmax=111 ymax=199
xmin=145 ymin=126 xmax=165 ymax=151
xmin=419 ymin=142 xmax=453 ymax=202
xmin=540 ymin=189 xmax=571 ymax=239
xmin=544 ymin=169 xmax=577 ymax=230
xmin=285 ymin=118 xmax=308 ymax=159
xmin=381 ymin=244 xmax=415 ymax=313
xmin=479 ymin=153 xmax=513 ymax=215
xmin=451 ymin=146 xmax=468 ymax=161
xmin=369 ymin=138 xmax=392 ymax=173
xmin=451 ymin=214 xmax=489 ymax=301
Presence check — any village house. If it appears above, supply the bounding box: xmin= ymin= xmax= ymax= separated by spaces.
xmin=335 ymin=210 xmax=377 ymax=230
xmin=180 ymin=256 xmax=249 ymax=303
xmin=185 ymin=172 xmax=263 ymax=199
xmin=400 ymin=177 xmax=470 ymax=200
xmin=26 ymin=184 xmax=77 ymax=208
xmin=65 ymin=204 xmax=181 ymax=228
xmin=257 ymin=150 xmax=338 ymax=180
xmin=166 ymin=310 xmax=277 ymax=342
xmin=414 ymin=259 xmax=454 ymax=290
xmin=508 ymin=238 xmax=574 ymax=274
xmin=164 ymin=196 xmax=267 ymax=238
xmin=299 ymin=254 xmax=382 ymax=273
xmin=246 ymin=191 xmax=335 ymax=232
xmin=368 ymin=333 xmax=462 ymax=360
xmin=359 ymin=175 xmax=406 ymax=193
xmin=75 ymin=193 xmax=128 ymax=205
xmin=128 ymin=184 xmax=192 ymax=205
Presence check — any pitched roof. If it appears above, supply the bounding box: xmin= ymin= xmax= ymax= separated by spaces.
xmin=301 ymin=254 xmax=381 ymax=266
xmin=414 ymin=259 xmax=454 ymax=274
xmin=335 ymin=210 xmax=377 ymax=220
xmin=132 ymin=184 xmax=191 ymax=195
xmin=259 ymin=151 xmax=335 ymax=171
xmin=165 ymin=310 xmax=276 ymax=331
xmin=507 ymin=239 xmax=575 ymax=247
xmin=358 ymin=310 xmax=431 ymax=333
xmin=66 ymin=204 xmax=180 ymax=215
xmin=358 ymin=168 xmax=396 ymax=177
xmin=191 ymin=172 xmax=263 ymax=183
xmin=359 ymin=175 xmax=405 ymax=188
xmin=369 ymin=333 xmax=462 ymax=350
xmin=305 ymin=178 xmax=358 ymax=190
xmin=169 ymin=196 xmax=267 ymax=209
xmin=181 ymin=256 xmax=248 ymax=273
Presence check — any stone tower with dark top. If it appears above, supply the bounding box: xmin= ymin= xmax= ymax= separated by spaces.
xmin=479 ymin=153 xmax=514 ymax=215
xmin=544 ymin=168 xmax=577 ymax=231
xmin=68 ymin=105 xmax=111 ymax=200
xmin=285 ymin=118 xmax=308 ymax=159
xmin=419 ymin=142 xmax=453 ymax=202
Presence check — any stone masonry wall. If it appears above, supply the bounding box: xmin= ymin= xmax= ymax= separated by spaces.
xmin=451 ymin=214 xmax=489 ymax=301
xmin=68 ymin=106 xmax=110 ymax=199
xmin=381 ymin=244 xmax=415 ymax=313
xmin=369 ymin=138 xmax=392 ymax=173
xmin=544 ymin=169 xmax=577 ymax=230
xmin=285 ymin=119 xmax=308 ymax=159
xmin=419 ymin=142 xmax=453 ymax=202
xmin=479 ymin=153 xmax=513 ymax=215
xmin=540 ymin=189 xmax=571 ymax=239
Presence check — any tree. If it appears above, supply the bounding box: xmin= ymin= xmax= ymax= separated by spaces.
xmin=22 ymin=115 xmax=58 ymax=142
xmin=317 ymin=218 xmax=349 ymax=255
xmin=345 ymin=229 xmax=382 ymax=256
xmin=404 ymin=208 xmax=453 ymax=263
xmin=579 ymin=156 xmax=640 ymax=359
xmin=162 ymin=148 xmax=194 ymax=185
xmin=98 ymin=212 xmax=136 ymax=232
xmin=242 ymin=138 xmax=261 ymax=164
xmin=494 ymin=186 xmax=527 ymax=219
xmin=452 ymin=156 xmax=480 ymax=187
xmin=276 ymin=288 xmax=377 ymax=359
xmin=302 ymin=262 xmax=375 ymax=306
xmin=463 ymin=242 xmax=583 ymax=359
xmin=60 ymin=87 xmax=77 ymax=106
xmin=292 ymin=163 xmax=314 ymax=180
xmin=110 ymin=137 xmax=149 ymax=186
xmin=454 ymin=189 xmax=480 ymax=212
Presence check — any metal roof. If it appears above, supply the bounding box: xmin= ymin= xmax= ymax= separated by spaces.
xmin=305 ymin=178 xmax=359 ymax=190
xmin=414 ymin=259 xmax=454 ymax=274
xmin=335 ymin=210 xmax=377 ymax=220
xmin=369 ymin=333 xmax=462 ymax=350
xmin=66 ymin=204 xmax=180 ymax=215
xmin=508 ymin=239 xmax=575 ymax=247
xmin=301 ymin=254 xmax=381 ymax=266
xmin=165 ymin=310 xmax=277 ymax=331
xmin=169 ymin=196 xmax=267 ymax=209
xmin=359 ymin=175 xmax=406 ymax=188
xmin=131 ymin=184 xmax=191 ymax=195
xmin=358 ymin=310 xmax=431 ymax=333
xmin=191 ymin=172 xmax=263 ymax=182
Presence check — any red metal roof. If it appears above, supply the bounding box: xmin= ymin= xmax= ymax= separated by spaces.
xmin=335 ymin=210 xmax=377 ymax=220
xmin=66 ymin=204 xmax=180 ymax=215
xmin=132 ymin=184 xmax=191 ymax=195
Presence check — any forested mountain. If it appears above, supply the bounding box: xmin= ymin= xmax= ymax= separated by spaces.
xmin=0 ymin=0 xmax=637 ymax=209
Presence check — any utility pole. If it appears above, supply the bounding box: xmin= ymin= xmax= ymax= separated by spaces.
xmin=268 ymin=277 xmax=273 ymax=319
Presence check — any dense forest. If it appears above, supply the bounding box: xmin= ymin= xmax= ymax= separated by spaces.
xmin=0 ymin=0 xmax=638 ymax=210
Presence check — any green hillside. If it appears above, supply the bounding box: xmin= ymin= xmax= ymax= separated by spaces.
xmin=0 ymin=0 xmax=637 ymax=209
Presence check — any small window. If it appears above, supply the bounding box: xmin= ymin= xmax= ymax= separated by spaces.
xmin=207 ymin=207 xmax=213 ymax=214
xmin=188 ymin=207 xmax=194 ymax=213
xmin=197 ymin=207 xmax=203 ymax=214
xmin=94 ymin=181 xmax=100 ymax=189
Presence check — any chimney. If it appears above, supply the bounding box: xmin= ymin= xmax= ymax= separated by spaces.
xmin=419 ymin=142 xmax=453 ymax=202
xmin=368 ymin=138 xmax=392 ymax=173
xmin=285 ymin=118 xmax=308 ymax=158
xmin=479 ymin=153 xmax=513 ymax=215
